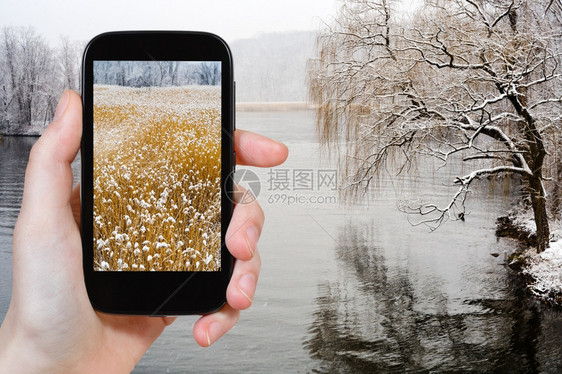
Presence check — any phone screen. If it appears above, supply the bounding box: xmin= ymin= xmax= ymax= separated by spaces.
xmin=93 ymin=60 xmax=222 ymax=272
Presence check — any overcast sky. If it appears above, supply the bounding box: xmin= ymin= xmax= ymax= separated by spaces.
xmin=1 ymin=0 xmax=339 ymax=44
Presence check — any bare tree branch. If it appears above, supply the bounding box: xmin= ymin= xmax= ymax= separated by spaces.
xmin=309 ymin=0 xmax=562 ymax=252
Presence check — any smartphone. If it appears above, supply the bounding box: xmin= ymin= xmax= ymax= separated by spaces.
xmin=81 ymin=31 xmax=235 ymax=315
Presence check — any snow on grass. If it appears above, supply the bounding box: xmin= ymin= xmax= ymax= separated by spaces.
xmin=507 ymin=209 xmax=562 ymax=305
xmin=509 ymin=209 xmax=537 ymax=236
xmin=523 ymin=241 xmax=562 ymax=301
xmin=93 ymin=84 xmax=222 ymax=272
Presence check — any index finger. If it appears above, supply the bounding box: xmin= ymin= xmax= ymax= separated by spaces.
xmin=234 ymin=129 xmax=288 ymax=167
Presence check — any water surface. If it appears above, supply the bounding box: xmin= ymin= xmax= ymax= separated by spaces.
xmin=0 ymin=112 xmax=560 ymax=372
xmin=0 ymin=136 xmax=36 ymax=314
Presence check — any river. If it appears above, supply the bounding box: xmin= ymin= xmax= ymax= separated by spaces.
xmin=0 ymin=111 xmax=561 ymax=373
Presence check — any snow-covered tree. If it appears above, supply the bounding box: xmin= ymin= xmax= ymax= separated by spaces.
xmin=309 ymin=0 xmax=562 ymax=252
xmin=0 ymin=27 xmax=58 ymax=131
xmin=92 ymin=61 xmax=219 ymax=87
xmin=58 ymin=36 xmax=81 ymax=91
xmin=196 ymin=62 xmax=221 ymax=86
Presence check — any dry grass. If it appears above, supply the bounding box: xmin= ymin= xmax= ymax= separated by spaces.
xmin=93 ymin=85 xmax=221 ymax=271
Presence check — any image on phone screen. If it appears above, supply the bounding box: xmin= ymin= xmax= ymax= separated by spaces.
xmin=92 ymin=60 xmax=221 ymax=272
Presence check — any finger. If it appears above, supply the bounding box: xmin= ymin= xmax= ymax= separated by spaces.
xmin=235 ymin=129 xmax=288 ymax=167
xmin=20 ymin=90 xmax=82 ymax=216
xmin=15 ymin=90 xmax=82 ymax=251
xmin=226 ymin=248 xmax=261 ymax=310
xmin=12 ymin=90 xmax=84 ymax=305
xmin=193 ymin=304 xmax=240 ymax=347
xmin=225 ymin=187 xmax=264 ymax=261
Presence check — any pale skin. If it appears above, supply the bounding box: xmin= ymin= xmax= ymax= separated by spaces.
xmin=0 ymin=90 xmax=288 ymax=373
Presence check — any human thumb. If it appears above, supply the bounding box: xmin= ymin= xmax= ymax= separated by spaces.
xmin=10 ymin=90 xmax=85 ymax=320
xmin=19 ymin=90 xmax=82 ymax=216
xmin=14 ymin=89 xmax=83 ymax=269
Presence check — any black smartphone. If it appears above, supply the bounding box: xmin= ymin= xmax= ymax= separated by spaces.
xmin=81 ymin=31 xmax=235 ymax=315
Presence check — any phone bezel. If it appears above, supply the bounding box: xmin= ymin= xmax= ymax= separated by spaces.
xmin=81 ymin=31 xmax=234 ymax=315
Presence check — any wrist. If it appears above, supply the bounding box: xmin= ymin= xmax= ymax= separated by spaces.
xmin=0 ymin=311 xmax=61 ymax=373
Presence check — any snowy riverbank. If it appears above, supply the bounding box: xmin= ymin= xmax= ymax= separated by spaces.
xmin=524 ymin=243 xmax=562 ymax=306
xmin=498 ymin=211 xmax=562 ymax=307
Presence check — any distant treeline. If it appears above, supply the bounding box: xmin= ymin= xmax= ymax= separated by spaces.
xmin=230 ymin=31 xmax=314 ymax=102
xmin=0 ymin=26 xmax=82 ymax=134
xmin=0 ymin=26 xmax=312 ymax=134
xmin=94 ymin=61 xmax=220 ymax=88
xmin=0 ymin=27 xmax=220 ymax=134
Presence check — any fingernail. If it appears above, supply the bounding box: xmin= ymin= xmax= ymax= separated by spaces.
xmin=238 ymin=273 xmax=255 ymax=303
xmin=206 ymin=322 xmax=223 ymax=346
xmin=54 ymin=90 xmax=70 ymax=121
xmin=245 ymin=226 xmax=259 ymax=257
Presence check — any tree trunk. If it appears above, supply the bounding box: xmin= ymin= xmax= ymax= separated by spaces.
xmin=529 ymin=174 xmax=550 ymax=253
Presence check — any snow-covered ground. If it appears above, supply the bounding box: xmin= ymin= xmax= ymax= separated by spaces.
xmin=509 ymin=211 xmax=562 ymax=305
xmin=524 ymin=235 xmax=562 ymax=305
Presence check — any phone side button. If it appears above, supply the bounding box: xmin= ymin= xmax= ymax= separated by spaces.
xmin=233 ymin=81 xmax=236 ymax=131
xmin=232 ymin=150 xmax=236 ymax=172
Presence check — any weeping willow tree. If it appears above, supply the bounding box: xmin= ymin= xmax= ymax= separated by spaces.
xmin=308 ymin=0 xmax=562 ymax=252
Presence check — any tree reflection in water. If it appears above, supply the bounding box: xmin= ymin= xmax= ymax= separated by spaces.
xmin=304 ymin=221 xmax=562 ymax=373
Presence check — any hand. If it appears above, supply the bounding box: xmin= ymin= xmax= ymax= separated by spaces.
xmin=0 ymin=90 xmax=288 ymax=373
